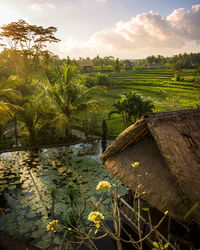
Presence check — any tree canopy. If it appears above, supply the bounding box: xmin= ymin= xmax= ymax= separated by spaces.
xmin=109 ymin=91 xmax=154 ymax=128
xmin=0 ymin=19 xmax=60 ymax=52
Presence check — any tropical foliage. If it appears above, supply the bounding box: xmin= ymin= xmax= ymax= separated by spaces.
xmin=0 ymin=76 xmax=23 ymax=125
xmin=0 ymin=19 xmax=199 ymax=148
xmin=0 ymin=19 xmax=199 ymax=250
xmin=35 ymin=64 xmax=104 ymax=135
xmin=85 ymin=72 xmax=110 ymax=87
xmin=109 ymin=91 xmax=154 ymax=128
xmin=0 ymin=102 xmax=21 ymax=125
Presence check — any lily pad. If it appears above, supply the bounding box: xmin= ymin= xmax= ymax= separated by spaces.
xmin=8 ymin=185 xmax=17 ymax=190
xmin=31 ymin=231 xmax=41 ymax=238
xmin=7 ymin=175 xmax=16 ymax=179
xmin=0 ymin=141 xmax=126 ymax=248
xmin=34 ymin=219 xmax=42 ymax=226
xmin=26 ymin=211 xmax=36 ymax=218
xmin=54 ymin=236 xmax=61 ymax=245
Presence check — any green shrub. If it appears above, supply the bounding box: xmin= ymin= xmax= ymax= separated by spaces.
xmin=85 ymin=73 xmax=110 ymax=87
xmin=85 ymin=75 xmax=98 ymax=87
xmin=96 ymin=72 xmax=110 ymax=86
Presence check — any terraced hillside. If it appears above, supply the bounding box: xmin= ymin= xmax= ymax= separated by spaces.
xmin=102 ymin=68 xmax=200 ymax=136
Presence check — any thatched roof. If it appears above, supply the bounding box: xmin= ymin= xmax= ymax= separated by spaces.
xmin=101 ymin=108 xmax=200 ymax=222
xmin=123 ymin=60 xmax=134 ymax=66
xmin=79 ymin=60 xmax=94 ymax=67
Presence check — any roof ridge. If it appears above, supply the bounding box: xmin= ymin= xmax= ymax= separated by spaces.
xmin=144 ymin=108 xmax=200 ymax=120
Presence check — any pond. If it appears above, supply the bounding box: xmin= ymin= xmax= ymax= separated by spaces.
xmin=0 ymin=140 xmax=126 ymax=249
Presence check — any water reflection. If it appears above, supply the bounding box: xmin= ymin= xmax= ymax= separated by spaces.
xmin=0 ymin=140 xmax=125 ymax=249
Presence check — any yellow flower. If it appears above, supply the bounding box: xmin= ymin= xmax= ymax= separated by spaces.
xmin=88 ymin=211 xmax=104 ymax=229
xmin=96 ymin=181 xmax=111 ymax=191
xmin=95 ymin=222 xmax=100 ymax=228
xmin=88 ymin=211 xmax=104 ymax=232
xmin=131 ymin=162 xmax=139 ymax=168
xmin=47 ymin=220 xmax=58 ymax=232
xmin=88 ymin=211 xmax=104 ymax=222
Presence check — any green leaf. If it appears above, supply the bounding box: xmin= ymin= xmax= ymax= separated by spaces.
xmin=184 ymin=202 xmax=199 ymax=219
xmin=164 ymin=242 xmax=170 ymax=248
xmin=153 ymin=242 xmax=160 ymax=248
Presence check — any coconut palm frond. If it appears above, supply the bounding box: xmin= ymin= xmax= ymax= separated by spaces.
xmin=0 ymin=88 xmax=20 ymax=102
xmin=34 ymin=63 xmax=104 ymax=132
xmin=62 ymin=63 xmax=77 ymax=85
xmin=35 ymin=73 xmax=65 ymax=113
xmin=84 ymin=99 xmax=102 ymax=112
xmin=83 ymin=85 xmax=107 ymax=97
xmin=0 ymin=102 xmax=23 ymax=125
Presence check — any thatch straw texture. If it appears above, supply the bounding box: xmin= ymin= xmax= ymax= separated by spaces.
xmin=79 ymin=60 xmax=94 ymax=67
xmin=101 ymin=109 xmax=200 ymax=222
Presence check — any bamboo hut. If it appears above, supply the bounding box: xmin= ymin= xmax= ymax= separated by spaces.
xmin=101 ymin=108 xmax=200 ymax=223
xmin=123 ymin=60 xmax=134 ymax=70
xmin=79 ymin=60 xmax=94 ymax=71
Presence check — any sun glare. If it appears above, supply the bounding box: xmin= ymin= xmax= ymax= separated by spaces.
xmin=0 ymin=3 xmax=21 ymax=26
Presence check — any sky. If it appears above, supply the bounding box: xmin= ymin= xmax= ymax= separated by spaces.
xmin=0 ymin=0 xmax=200 ymax=59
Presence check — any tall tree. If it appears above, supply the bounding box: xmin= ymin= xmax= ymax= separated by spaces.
xmin=18 ymin=101 xmax=51 ymax=146
xmin=168 ymin=63 xmax=182 ymax=81
xmin=0 ymin=20 xmax=60 ymax=143
xmin=0 ymin=19 xmax=60 ymax=74
xmin=0 ymin=19 xmax=60 ymax=52
xmin=114 ymin=58 xmax=121 ymax=72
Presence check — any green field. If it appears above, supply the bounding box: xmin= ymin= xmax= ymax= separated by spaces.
xmin=100 ymin=68 xmax=199 ymax=136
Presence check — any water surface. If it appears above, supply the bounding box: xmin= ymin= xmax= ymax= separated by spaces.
xmin=0 ymin=140 xmax=126 ymax=249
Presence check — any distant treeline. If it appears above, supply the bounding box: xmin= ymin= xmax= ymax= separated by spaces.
xmin=78 ymin=53 xmax=200 ymax=68
xmin=0 ymin=47 xmax=199 ymax=81
xmin=145 ymin=53 xmax=200 ymax=68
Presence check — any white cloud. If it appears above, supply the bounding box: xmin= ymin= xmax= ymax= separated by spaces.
xmin=30 ymin=2 xmax=56 ymax=11
xmin=50 ymin=4 xmax=200 ymax=58
xmin=96 ymin=0 xmax=107 ymax=2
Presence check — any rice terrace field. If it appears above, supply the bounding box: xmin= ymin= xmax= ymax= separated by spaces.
xmin=102 ymin=67 xmax=200 ymax=136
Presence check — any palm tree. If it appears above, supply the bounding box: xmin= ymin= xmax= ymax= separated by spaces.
xmin=114 ymin=58 xmax=121 ymax=72
xmin=168 ymin=63 xmax=182 ymax=81
xmin=109 ymin=99 xmax=128 ymax=128
xmin=109 ymin=91 xmax=154 ymax=128
xmin=0 ymin=76 xmax=22 ymax=125
xmin=4 ymin=75 xmax=53 ymax=146
xmin=35 ymin=64 xmax=105 ymax=135
xmin=18 ymin=101 xmax=51 ymax=145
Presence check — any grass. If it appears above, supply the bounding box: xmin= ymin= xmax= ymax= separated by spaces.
xmin=96 ymin=67 xmax=200 ymax=136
